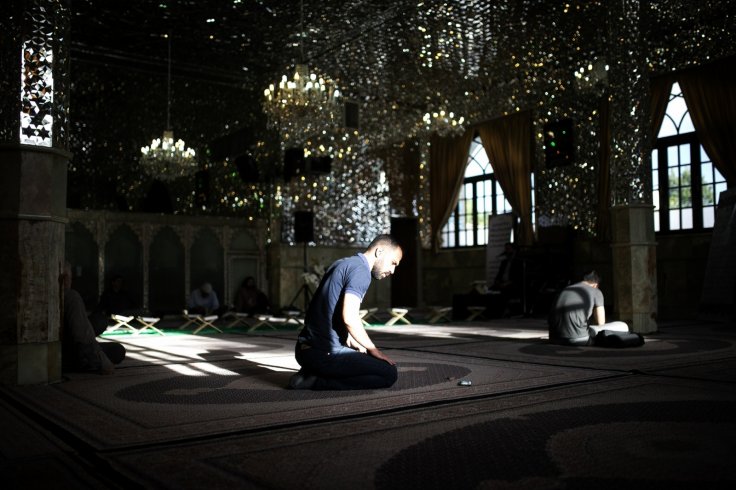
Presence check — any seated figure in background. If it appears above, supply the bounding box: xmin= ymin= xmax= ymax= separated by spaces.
xmin=61 ymin=263 xmax=126 ymax=374
xmin=548 ymin=270 xmax=629 ymax=346
xmin=91 ymin=273 xmax=138 ymax=335
xmin=98 ymin=274 xmax=136 ymax=315
xmin=187 ymin=282 xmax=221 ymax=315
xmin=491 ymin=242 xmax=524 ymax=316
xmin=234 ymin=276 xmax=270 ymax=315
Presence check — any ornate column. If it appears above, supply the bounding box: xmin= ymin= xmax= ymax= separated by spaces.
xmin=138 ymin=223 xmax=153 ymax=311
xmin=222 ymin=226 xmax=232 ymax=305
xmin=608 ymin=0 xmax=657 ymax=333
xmin=0 ymin=0 xmax=71 ymax=384
xmin=182 ymin=224 xmax=195 ymax=306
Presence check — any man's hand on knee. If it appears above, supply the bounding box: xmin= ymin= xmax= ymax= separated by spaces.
xmin=367 ymin=347 xmax=395 ymax=365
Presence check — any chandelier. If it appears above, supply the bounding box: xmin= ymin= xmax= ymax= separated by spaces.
xmin=262 ymin=1 xmax=343 ymax=147
xmin=140 ymin=34 xmax=197 ymax=181
xmin=417 ymin=107 xmax=466 ymax=137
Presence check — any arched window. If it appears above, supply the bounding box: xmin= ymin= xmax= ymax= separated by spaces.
xmin=652 ymin=82 xmax=726 ymax=232
xmin=440 ymin=136 xmax=512 ymax=248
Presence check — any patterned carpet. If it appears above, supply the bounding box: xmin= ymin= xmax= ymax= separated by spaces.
xmin=1 ymin=319 xmax=735 ymax=489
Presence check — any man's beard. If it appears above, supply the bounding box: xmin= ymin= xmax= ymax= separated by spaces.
xmin=371 ymin=261 xmax=388 ymax=280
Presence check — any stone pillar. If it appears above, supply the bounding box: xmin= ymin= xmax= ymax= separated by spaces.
xmin=607 ymin=0 xmax=658 ymax=333
xmin=0 ymin=0 xmax=71 ymax=385
xmin=610 ymin=205 xmax=658 ymax=333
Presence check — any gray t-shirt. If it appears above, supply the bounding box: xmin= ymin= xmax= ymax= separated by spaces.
xmin=549 ymin=281 xmax=604 ymax=341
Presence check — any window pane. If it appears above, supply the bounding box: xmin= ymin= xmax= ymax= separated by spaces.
xmin=658 ymin=115 xmax=677 ymax=138
xmin=466 ymin=159 xmax=484 ymax=177
xmin=679 ymin=112 xmax=695 ymax=133
xmin=464 ymin=229 xmax=473 ymax=246
xmin=702 ymin=184 xmax=714 ymax=206
xmin=703 ymin=207 xmax=715 ymax=228
xmin=714 ymin=165 xmax=725 ymax=184
xmin=669 ymin=209 xmax=680 ymax=230
xmin=681 ymin=208 xmax=693 ymax=229
xmin=654 ymin=211 xmax=660 ymax=232
xmin=679 ymin=144 xmax=690 ymax=165
xmin=715 ymin=182 xmax=727 ymax=202
xmin=668 ymin=188 xmax=680 ymax=208
xmin=651 ymin=150 xmax=658 ymax=169
xmin=681 ymin=185 xmax=691 ymax=207
xmin=653 ymin=189 xmax=659 ymax=211
xmin=502 ymin=197 xmax=512 ymax=213
xmin=495 ymin=193 xmax=505 ymax=213
xmin=680 ymin=165 xmax=691 ymax=187
xmin=666 ymin=88 xmax=687 ymax=127
xmin=700 ymin=146 xmax=711 ymax=163
xmin=477 ymin=217 xmax=488 ymax=246
xmin=702 ymin=162 xmax=713 ymax=184
xmin=667 ymin=146 xmax=678 ymax=167
xmin=652 ymin=169 xmax=659 ymax=191
xmin=469 ymin=140 xmax=484 ymax=161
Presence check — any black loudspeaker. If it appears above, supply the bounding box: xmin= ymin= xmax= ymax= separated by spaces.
xmin=308 ymin=155 xmax=332 ymax=174
xmin=284 ymin=147 xmax=305 ymax=181
xmin=544 ymin=118 xmax=575 ymax=168
xmin=294 ymin=211 xmax=314 ymax=243
xmin=344 ymin=100 xmax=360 ymax=129
xmin=390 ymin=217 xmax=418 ymax=307
xmin=234 ymin=154 xmax=259 ymax=183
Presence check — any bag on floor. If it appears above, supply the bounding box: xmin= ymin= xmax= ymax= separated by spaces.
xmin=594 ymin=330 xmax=645 ymax=348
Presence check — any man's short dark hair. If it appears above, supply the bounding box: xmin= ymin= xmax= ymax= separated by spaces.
xmin=366 ymin=234 xmax=401 ymax=251
xmin=583 ymin=270 xmax=600 ymax=284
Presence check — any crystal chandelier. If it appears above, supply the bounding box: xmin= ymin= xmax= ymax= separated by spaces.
xmin=140 ymin=34 xmax=197 ymax=181
xmin=262 ymin=1 xmax=343 ymax=147
xmin=417 ymin=107 xmax=466 ymax=137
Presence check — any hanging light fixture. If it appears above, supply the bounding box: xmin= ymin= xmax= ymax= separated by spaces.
xmin=262 ymin=0 xmax=343 ymax=147
xmin=419 ymin=107 xmax=466 ymax=137
xmin=140 ymin=33 xmax=197 ymax=181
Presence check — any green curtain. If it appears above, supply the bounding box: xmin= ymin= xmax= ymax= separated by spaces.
xmin=476 ymin=111 xmax=533 ymax=246
xmin=429 ymin=130 xmax=474 ymax=251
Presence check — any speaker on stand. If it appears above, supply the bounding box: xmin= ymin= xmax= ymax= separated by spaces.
xmin=289 ymin=211 xmax=314 ymax=312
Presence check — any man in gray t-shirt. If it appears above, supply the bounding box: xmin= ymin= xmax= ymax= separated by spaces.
xmin=549 ymin=271 xmax=629 ymax=345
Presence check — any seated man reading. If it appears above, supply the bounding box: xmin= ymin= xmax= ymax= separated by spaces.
xmin=548 ymin=270 xmax=629 ymax=346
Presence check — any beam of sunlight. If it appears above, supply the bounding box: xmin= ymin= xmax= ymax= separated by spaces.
xmin=190 ymin=362 xmax=240 ymax=376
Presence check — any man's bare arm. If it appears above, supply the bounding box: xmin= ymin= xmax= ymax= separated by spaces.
xmin=593 ymin=305 xmax=606 ymax=325
xmin=343 ymin=293 xmax=395 ymax=365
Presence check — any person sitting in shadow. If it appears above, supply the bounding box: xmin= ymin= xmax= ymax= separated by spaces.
xmin=490 ymin=242 xmax=524 ymax=316
xmin=187 ymin=282 xmax=224 ymax=316
xmin=234 ymin=276 xmax=270 ymax=316
xmin=61 ymin=263 xmax=126 ymax=375
xmin=90 ymin=273 xmax=138 ymax=335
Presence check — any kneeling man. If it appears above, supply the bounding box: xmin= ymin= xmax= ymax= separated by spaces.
xmin=289 ymin=234 xmax=402 ymax=390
